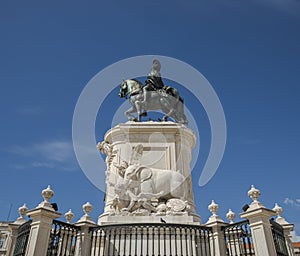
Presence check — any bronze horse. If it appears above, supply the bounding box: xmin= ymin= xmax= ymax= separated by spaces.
xmin=119 ymin=79 xmax=187 ymax=125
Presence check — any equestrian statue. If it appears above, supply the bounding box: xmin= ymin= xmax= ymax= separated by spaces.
xmin=118 ymin=59 xmax=188 ymax=125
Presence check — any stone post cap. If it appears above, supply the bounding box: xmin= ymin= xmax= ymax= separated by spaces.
xmin=77 ymin=202 xmax=95 ymax=224
xmin=26 ymin=207 xmax=61 ymax=220
xmin=14 ymin=203 xmax=28 ymax=224
xmin=38 ymin=185 xmax=56 ymax=209
xmin=240 ymin=205 xmax=275 ymax=220
xmin=226 ymin=209 xmax=236 ymax=224
xmin=273 ymin=203 xmax=292 ymax=227
xmin=273 ymin=203 xmax=283 ymax=217
xmin=206 ymin=200 xmax=224 ymax=224
xmin=65 ymin=209 xmax=75 ymax=224
xmin=247 ymin=185 xmax=264 ymax=210
xmin=208 ymin=200 xmax=219 ymax=217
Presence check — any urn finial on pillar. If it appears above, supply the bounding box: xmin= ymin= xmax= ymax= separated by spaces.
xmin=208 ymin=200 xmax=219 ymax=217
xmin=38 ymin=185 xmax=55 ymax=209
xmin=273 ymin=203 xmax=283 ymax=218
xmin=226 ymin=209 xmax=236 ymax=224
xmin=65 ymin=209 xmax=75 ymax=223
xmin=207 ymin=200 xmax=224 ymax=223
xmin=78 ymin=202 xmax=95 ymax=223
xmin=42 ymin=185 xmax=54 ymax=202
xmin=14 ymin=203 xmax=28 ymax=224
xmin=83 ymin=202 xmax=93 ymax=216
xmin=248 ymin=185 xmax=260 ymax=202
xmin=247 ymin=185 xmax=263 ymax=209
xmin=272 ymin=203 xmax=291 ymax=226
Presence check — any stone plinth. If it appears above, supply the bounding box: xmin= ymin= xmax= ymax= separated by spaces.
xmin=25 ymin=207 xmax=61 ymax=256
xmin=98 ymin=121 xmax=201 ymax=224
xmin=98 ymin=214 xmax=199 ymax=225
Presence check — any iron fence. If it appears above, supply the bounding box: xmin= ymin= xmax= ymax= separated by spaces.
xmin=90 ymin=222 xmax=212 ymax=256
xmin=270 ymin=219 xmax=289 ymax=256
xmin=13 ymin=220 xmax=32 ymax=256
xmin=222 ymin=220 xmax=255 ymax=256
xmin=47 ymin=220 xmax=81 ymax=256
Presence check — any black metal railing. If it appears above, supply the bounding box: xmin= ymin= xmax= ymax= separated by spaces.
xmin=13 ymin=220 xmax=32 ymax=256
xmin=90 ymin=222 xmax=212 ymax=256
xmin=47 ymin=220 xmax=81 ymax=256
xmin=270 ymin=219 xmax=289 ymax=256
xmin=222 ymin=220 xmax=255 ymax=256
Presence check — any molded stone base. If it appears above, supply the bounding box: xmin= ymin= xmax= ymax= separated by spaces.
xmin=98 ymin=212 xmax=202 ymax=225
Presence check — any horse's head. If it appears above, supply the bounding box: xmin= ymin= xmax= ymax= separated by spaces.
xmin=119 ymin=80 xmax=128 ymax=98
xmin=119 ymin=79 xmax=142 ymax=98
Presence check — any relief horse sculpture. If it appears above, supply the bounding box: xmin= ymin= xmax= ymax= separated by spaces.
xmin=118 ymin=79 xmax=188 ymax=125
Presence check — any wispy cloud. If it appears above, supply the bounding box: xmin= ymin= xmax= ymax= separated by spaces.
xmin=254 ymin=0 xmax=300 ymax=16
xmin=8 ymin=140 xmax=78 ymax=172
xmin=15 ymin=106 xmax=43 ymax=116
xmin=284 ymin=197 xmax=300 ymax=208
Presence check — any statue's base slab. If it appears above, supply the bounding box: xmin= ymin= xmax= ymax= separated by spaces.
xmin=98 ymin=212 xmax=202 ymax=225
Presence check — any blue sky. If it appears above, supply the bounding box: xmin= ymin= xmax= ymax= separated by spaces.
xmin=0 ymin=0 xmax=300 ymax=240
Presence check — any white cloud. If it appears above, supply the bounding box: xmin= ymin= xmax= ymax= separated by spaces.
xmin=292 ymin=230 xmax=300 ymax=242
xmin=32 ymin=141 xmax=74 ymax=163
xmin=8 ymin=140 xmax=78 ymax=172
xmin=284 ymin=197 xmax=300 ymax=208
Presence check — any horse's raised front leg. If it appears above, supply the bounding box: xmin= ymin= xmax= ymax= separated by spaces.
xmin=125 ymin=106 xmax=138 ymax=121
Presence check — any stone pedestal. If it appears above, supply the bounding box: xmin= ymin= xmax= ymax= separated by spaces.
xmin=25 ymin=207 xmax=61 ymax=256
xmin=7 ymin=223 xmax=20 ymax=256
xmin=205 ymin=219 xmax=227 ymax=256
xmin=75 ymin=221 xmax=97 ymax=256
xmin=240 ymin=205 xmax=277 ymax=256
xmin=98 ymin=121 xmax=201 ymax=224
xmin=273 ymin=203 xmax=296 ymax=256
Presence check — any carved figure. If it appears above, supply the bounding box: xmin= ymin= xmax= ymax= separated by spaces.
xmin=111 ymin=181 xmax=163 ymax=214
xmin=113 ymin=161 xmax=128 ymax=178
xmin=97 ymin=141 xmax=118 ymax=169
xmin=123 ymin=164 xmax=187 ymax=201
xmin=97 ymin=141 xmax=112 ymax=155
xmin=104 ymin=144 xmax=189 ymax=215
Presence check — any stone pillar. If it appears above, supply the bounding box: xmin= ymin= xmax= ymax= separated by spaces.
xmin=7 ymin=223 xmax=20 ymax=256
xmin=74 ymin=202 xmax=97 ymax=256
xmin=7 ymin=203 xmax=28 ymax=256
xmin=205 ymin=200 xmax=227 ymax=256
xmin=25 ymin=185 xmax=61 ymax=256
xmin=240 ymin=185 xmax=277 ymax=256
xmin=273 ymin=203 xmax=296 ymax=256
